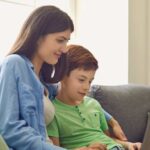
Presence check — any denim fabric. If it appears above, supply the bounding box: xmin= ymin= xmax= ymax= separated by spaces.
xmin=0 ymin=54 xmax=65 ymax=150
xmin=110 ymin=146 xmax=125 ymax=150
xmin=103 ymin=109 xmax=113 ymax=121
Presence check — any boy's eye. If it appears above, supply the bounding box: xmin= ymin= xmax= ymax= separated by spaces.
xmin=79 ymin=79 xmax=85 ymax=82
xmin=89 ymin=81 xmax=92 ymax=84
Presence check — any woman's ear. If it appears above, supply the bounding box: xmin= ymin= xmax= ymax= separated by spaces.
xmin=37 ymin=36 xmax=44 ymax=46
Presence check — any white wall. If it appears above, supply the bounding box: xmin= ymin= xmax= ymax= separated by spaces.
xmin=72 ymin=0 xmax=128 ymax=85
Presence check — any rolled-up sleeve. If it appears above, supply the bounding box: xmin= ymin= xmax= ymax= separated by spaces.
xmin=0 ymin=58 xmax=65 ymax=150
xmin=102 ymin=109 xmax=112 ymax=121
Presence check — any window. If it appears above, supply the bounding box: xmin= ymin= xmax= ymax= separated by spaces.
xmin=0 ymin=0 xmax=128 ymax=85
xmin=0 ymin=0 xmax=74 ymax=62
xmin=0 ymin=1 xmax=33 ymax=61
xmin=73 ymin=0 xmax=128 ymax=85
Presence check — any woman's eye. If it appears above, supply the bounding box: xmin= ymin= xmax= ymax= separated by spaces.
xmin=57 ymin=39 xmax=68 ymax=43
xmin=57 ymin=39 xmax=65 ymax=43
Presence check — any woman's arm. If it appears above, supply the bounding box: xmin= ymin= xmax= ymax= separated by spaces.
xmin=103 ymin=109 xmax=127 ymax=141
xmin=108 ymin=117 xmax=127 ymax=141
xmin=0 ymin=57 xmax=65 ymax=150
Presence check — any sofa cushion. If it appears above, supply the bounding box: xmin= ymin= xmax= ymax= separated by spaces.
xmin=88 ymin=84 xmax=150 ymax=142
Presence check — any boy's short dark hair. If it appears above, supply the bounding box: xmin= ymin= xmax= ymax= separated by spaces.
xmin=66 ymin=45 xmax=98 ymax=75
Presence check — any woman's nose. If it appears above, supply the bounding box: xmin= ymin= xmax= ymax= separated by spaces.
xmin=61 ymin=48 xmax=68 ymax=53
xmin=60 ymin=46 xmax=69 ymax=53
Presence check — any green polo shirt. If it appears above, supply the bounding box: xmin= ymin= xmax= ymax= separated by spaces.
xmin=47 ymin=96 xmax=122 ymax=150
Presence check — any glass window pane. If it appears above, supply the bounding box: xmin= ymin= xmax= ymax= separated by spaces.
xmin=0 ymin=1 xmax=33 ymax=61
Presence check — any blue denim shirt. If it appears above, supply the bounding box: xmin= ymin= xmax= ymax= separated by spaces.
xmin=0 ymin=54 xmax=66 ymax=150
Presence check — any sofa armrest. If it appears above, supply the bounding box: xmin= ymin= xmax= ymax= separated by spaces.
xmin=141 ymin=112 xmax=150 ymax=149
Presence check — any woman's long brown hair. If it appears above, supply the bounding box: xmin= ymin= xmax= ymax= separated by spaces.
xmin=8 ymin=5 xmax=74 ymax=83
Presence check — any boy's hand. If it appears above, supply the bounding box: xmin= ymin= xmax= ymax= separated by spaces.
xmin=75 ymin=147 xmax=90 ymax=150
xmin=75 ymin=146 xmax=105 ymax=150
xmin=88 ymin=142 xmax=107 ymax=150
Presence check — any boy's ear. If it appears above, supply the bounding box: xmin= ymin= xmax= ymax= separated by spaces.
xmin=61 ymin=75 xmax=68 ymax=85
xmin=62 ymin=75 xmax=68 ymax=81
xmin=60 ymin=79 xmax=66 ymax=88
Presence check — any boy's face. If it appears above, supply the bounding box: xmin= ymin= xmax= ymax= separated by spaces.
xmin=61 ymin=68 xmax=96 ymax=102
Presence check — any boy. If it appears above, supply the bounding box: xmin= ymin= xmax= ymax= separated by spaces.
xmin=47 ymin=45 xmax=141 ymax=150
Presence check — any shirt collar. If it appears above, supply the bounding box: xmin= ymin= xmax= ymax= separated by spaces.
xmin=21 ymin=55 xmax=34 ymax=70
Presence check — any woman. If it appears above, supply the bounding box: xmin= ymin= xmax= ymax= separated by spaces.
xmin=0 ymin=5 xmax=73 ymax=150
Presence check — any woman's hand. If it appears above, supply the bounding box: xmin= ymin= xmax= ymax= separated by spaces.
xmin=132 ymin=142 xmax=141 ymax=150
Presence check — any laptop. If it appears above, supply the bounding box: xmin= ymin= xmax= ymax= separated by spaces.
xmin=141 ymin=112 xmax=150 ymax=150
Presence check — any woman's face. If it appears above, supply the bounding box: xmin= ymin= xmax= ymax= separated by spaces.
xmin=36 ymin=29 xmax=71 ymax=65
